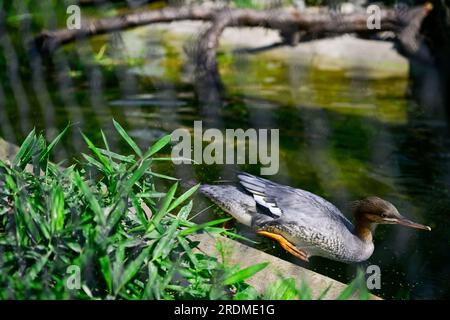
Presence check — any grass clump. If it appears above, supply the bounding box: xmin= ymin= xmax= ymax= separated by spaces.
xmin=0 ymin=121 xmax=371 ymax=300
xmin=0 ymin=121 xmax=268 ymax=299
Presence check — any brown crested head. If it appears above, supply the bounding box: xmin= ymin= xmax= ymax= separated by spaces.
xmin=352 ymin=196 xmax=431 ymax=231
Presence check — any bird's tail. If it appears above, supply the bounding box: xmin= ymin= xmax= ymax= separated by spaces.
xmin=199 ymin=184 xmax=256 ymax=227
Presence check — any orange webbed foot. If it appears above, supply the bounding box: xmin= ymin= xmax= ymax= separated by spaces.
xmin=257 ymin=230 xmax=309 ymax=262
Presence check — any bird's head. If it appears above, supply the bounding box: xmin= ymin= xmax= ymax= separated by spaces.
xmin=352 ymin=197 xmax=431 ymax=231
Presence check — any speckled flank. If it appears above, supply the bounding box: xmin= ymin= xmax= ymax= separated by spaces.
xmin=258 ymin=223 xmax=349 ymax=261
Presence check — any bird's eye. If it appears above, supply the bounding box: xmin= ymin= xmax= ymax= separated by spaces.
xmin=380 ymin=213 xmax=387 ymax=218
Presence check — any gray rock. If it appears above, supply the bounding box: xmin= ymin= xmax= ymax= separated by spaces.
xmin=0 ymin=137 xmax=19 ymax=162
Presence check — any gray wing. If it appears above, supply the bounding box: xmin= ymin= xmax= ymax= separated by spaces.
xmin=237 ymin=173 xmax=354 ymax=233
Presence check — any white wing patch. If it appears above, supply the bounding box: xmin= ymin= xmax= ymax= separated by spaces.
xmin=253 ymin=194 xmax=282 ymax=217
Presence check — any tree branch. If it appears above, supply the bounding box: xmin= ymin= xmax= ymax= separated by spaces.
xmin=35 ymin=6 xmax=215 ymax=52
xmin=35 ymin=4 xmax=431 ymax=53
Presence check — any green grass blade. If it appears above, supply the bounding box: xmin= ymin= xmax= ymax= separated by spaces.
xmin=100 ymin=129 xmax=111 ymax=154
xmin=118 ymin=247 xmax=151 ymax=293
xmin=264 ymin=278 xmax=298 ymax=300
xmin=136 ymin=192 xmax=167 ymax=199
xmin=148 ymin=171 xmax=179 ymax=181
xmin=50 ymin=186 xmax=65 ymax=233
xmin=316 ymin=284 xmax=332 ymax=300
xmin=99 ymin=255 xmax=113 ymax=294
xmin=152 ymin=221 xmax=179 ymax=261
xmin=337 ymin=281 xmax=356 ymax=300
xmin=178 ymin=218 xmax=231 ymax=237
xmin=81 ymin=153 xmax=104 ymax=171
xmin=113 ymin=119 xmax=142 ymax=157
xmin=124 ymin=159 xmax=152 ymax=192
xmin=298 ymin=278 xmax=313 ymax=300
xmin=150 ymin=182 xmax=178 ymax=228
xmin=80 ymin=132 xmax=112 ymax=174
xmin=143 ymin=134 xmax=171 ymax=159
xmin=143 ymin=262 xmax=160 ymax=299
xmin=99 ymin=148 xmax=135 ymax=163
xmin=223 ymin=262 xmax=269 ymax=286
xmin=39 ymin=125 xmax=69 ymax=162
xmin=177 ymin=200 xmax=193 ymax=220
xmin=73 ymin=171 xmax=105 ymax=226
xmin=177 ymin=236 xmax=199 ymax=266
xmin=106 ymin=199 xmax=127 ymax=232
xmin=234 ymin=286 xmax=260 ymax=300
xmin=168 ymin=184 xmax=199 ymax=213
xmin=13 ymin=128 xmax=36 ymax=167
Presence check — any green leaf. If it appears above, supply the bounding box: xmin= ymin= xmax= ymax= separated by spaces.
xmin=136 ymin=192 xmax=167 ymax=199
xmin=95 ymin=44 xmax=107 ymax=61
xmin=82 ymin=153 xmax=104 ymax=171
xmin=177 ymin=236 xmax=199 ymax=266
xmin=264 ymin=278 xmax=298 ymax=300
xmin=73 ymin=171 xmax=105 ymax=225
xmin=130 ymin=193 xmax=150 ymax=226
xmin=150 ymin=183 xmax=178 ymax=228
xmin=234 ymin=286 xmax=260 ymax=300
xmin=124 ymin=159 xmax=152 ymax=192
xmin=50 ymin=186 xmax=65 ymax=233
xmin=15 ymin=198 xmax=40 ymax=244
xmin=101 ymin=129 xmax=111 ymax=155
xmin=106 ymin=199 xmax=127 ymax=232
xmin=143 ymin=262 xmax=160 ymax=299
xmin=178 ymin=218 xmax=231 ymax=237
xmin=67 ymin=242 xmax=82 ymax=253
xmin=337 ymin=282 xmax=356 ymax=300
xmin=99 ymin=255 xmax=113 ymax=293
xmin=39 ymin=125 xmax=69 ymax=162
xmin=80 ymin=132 xmax=112 ymax=173
xmin=143 ymin=134 xmax=171 ymax=159
xmin=298 ymin=278 xmax=312 ymax=300
xmin=99 ymin=148 xmax=135 ymax=163
xmin=316 ymin=284 xmax=332 ymax=300
xmin=118 ymin=247 xmax=151 ymax=293
xmin=13 ymin=128 xmax=36 ymax=167
xmin=168 ymin=184 xmax=199 ymax=213
xmin=26 ymin=251 xmax=51 ymax=282
xmin=152 ymin=224 xmax=178 ymax=261
xmin=113 ymin=119 xmax=142 ymax=157
xmin=148 ymin=171 xmax=179 ymax=181
xmin=223 ymin=262 xmax=269 ymax=286
xmin=177 ymin=200 xmax=193 ymax=221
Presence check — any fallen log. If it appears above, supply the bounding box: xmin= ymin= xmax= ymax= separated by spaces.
xmin=34 ymin=4 xmax=432 ymax=53
xmin=35 ymin=6 xmax=214 ymax=53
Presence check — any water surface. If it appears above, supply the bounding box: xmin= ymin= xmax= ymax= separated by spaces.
xmin=1 ymin=20 xmax=449 ymax=299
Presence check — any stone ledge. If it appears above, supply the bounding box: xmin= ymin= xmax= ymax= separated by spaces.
xmin=191 ymin=233 xmax=381 ymax=300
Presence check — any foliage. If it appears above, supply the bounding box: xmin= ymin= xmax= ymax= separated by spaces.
xmin=0 ymin=122 xmax=371 ymax=300
xmin=0 ymin=121 xmax=267 ymax=299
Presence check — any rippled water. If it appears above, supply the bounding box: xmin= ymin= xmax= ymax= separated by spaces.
xmin=1 ymin=21 xmax=449 ymax=299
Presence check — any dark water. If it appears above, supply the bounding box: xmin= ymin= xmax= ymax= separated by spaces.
xmin=1 ymin=18 xmax=449 ymax=299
